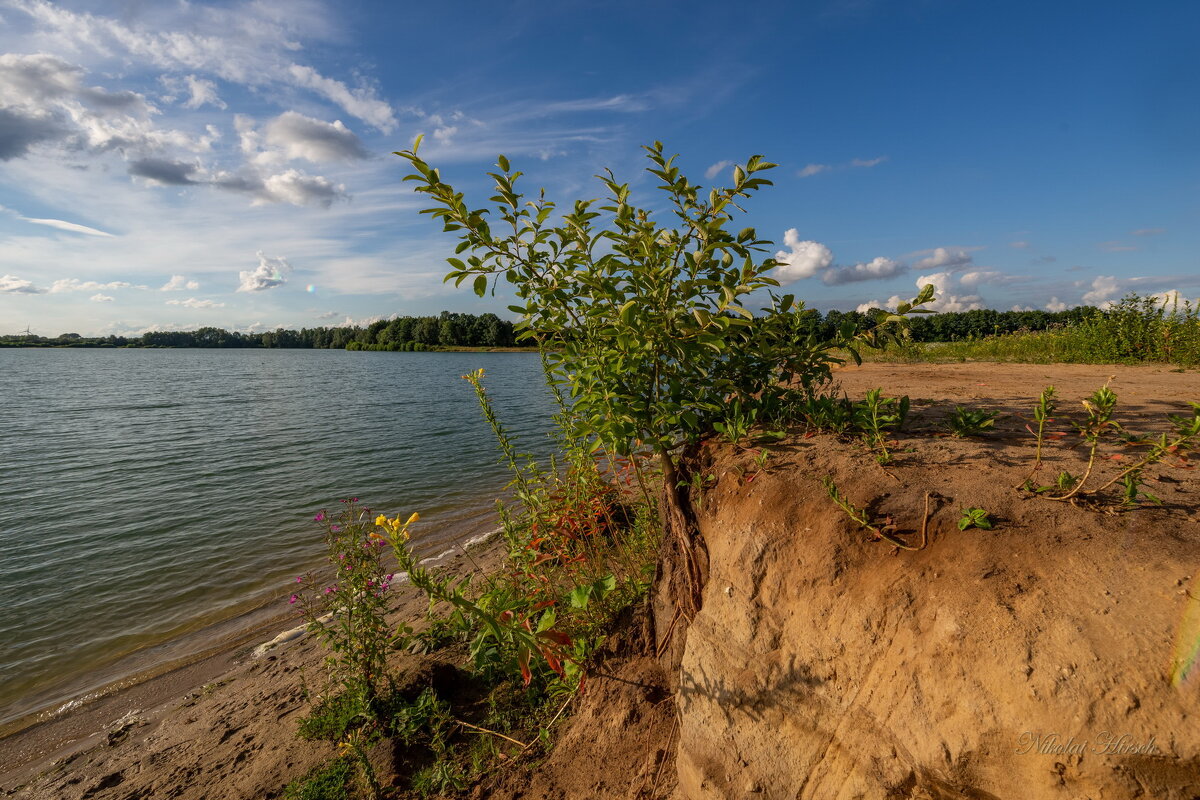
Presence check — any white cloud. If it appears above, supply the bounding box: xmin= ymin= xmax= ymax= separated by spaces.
xmin=0 ymin=53 xmax=212 ymax=162
xmin=258 ymin=169 xmax=343 ymax=207
xmin=910 ymin=271 xmax=984 ymax=312
xmin=1082 ymin=275 xmax=1120 ymax=306
xmin=1148 ymin=289 xmax=1198 ymax=309
xmin=285 ymin=65 xmax=396 ymax=133
xmin=1009 ymin=240 xmax=1030 ymax=249
xmin=822 ymin=256 xmax=905 ymax=285
xmin=89 ymin=292 xmax=113 ymax=302
xmin=263 ymin=111 xmax=369 ymax=163
xmin=1045 ymin=297 xmax=1068 ymax=312
xmin=212 ymin=167 xmax=345 ymax=207
xmin=1132 ymin=227 xmax=1165 ymax=237
xmin=166 ymin=297 xmax=224 ymax=308
xmin=160 ymin=274 xmax=199 ymax=291
xmin=912 ymin=247 xmax=975 ymax=271
xmin=11 ymin=1 xmax=397 ymax=132
xmin=704 ymin=160 xmax=731 ymax=180
xmin=49 ymin=278 xmax=134 ymax=292
xmin=182 ymin=75 xmax=225 ymax=110
xmin=21 ymin=215 xmax=114 ymax=236
xmin=798 ymin=157 xmax=884 ymax=178
xmin=773 ymin=229 xmax=833 ymax=282
xmin=958 ymin=270 xmax=1006 ymax=286
xmin=238 ymin=251 xmax=292 ymax=292
xmin=0 ymin=274 xmax=45 ymax=294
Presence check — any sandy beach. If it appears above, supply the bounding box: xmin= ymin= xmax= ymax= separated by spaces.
xmin=0 ymin=535 xmax=508 ymax=799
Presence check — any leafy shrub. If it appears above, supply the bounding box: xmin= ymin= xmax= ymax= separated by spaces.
xmin=944 ymin=407 xmax=998 ymax=437
xmin=397 ymin=137 xmax=932 ymax=614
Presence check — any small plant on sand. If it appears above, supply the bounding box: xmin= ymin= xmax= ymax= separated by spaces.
xmin=292 ymin=501 xmax=397 ymax=797
xmin=821 ymin=476 xmax=928 ymax=551
xmin=294 ymin=502 xmax=396 ymax=729
xmin=1084 ymin=402 xmax=1200 ymax=507
xmin=854 ymin=388 xmax=910 ymax=464
xmin=795 ymin=394 xmax=856 ymax=434
xmin=944 ymin=406 xmax=998 ymax=437
xmin=1045 ymin=383 xmax=1119 ymax=501
xmin=957 ymin=507 xmax=994 ymax=531
xmin=1018 ymin=385 xmax=1057 ymax=489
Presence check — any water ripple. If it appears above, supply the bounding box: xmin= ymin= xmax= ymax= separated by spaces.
xmin=0 ymin=349 xmax=554 ymax=723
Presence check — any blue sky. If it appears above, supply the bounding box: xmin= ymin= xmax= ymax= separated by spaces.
xmin=0 ymin=0 xmax=1196 ymax=336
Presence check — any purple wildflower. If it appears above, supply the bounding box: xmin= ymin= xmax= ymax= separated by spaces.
xmin=314 ymin=511 xmax=326 ymax=522
xmin=288 ymin=594 xmax=298 ymax=605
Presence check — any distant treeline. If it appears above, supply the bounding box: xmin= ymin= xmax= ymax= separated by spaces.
xmin=818 ymin=305 xmax=1095 ymax=342
xmin=0 ymin=305 xmax=1113 ymax=350
xmin=0 ymin=311 xmax=523 ymax=350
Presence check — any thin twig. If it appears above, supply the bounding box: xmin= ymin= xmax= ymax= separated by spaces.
xmin=518 ymin=692 xmax=575 ymax=755
xmin=655 ymin=608 xmax=683 ymax=659
xmin=648 ymin=713 xmax=680 ymax=798
xmin=455 ymin=719 xmax=528 ymax=749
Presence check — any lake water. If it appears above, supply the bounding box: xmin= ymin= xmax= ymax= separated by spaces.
xmin=0 ymin=348 xmax=555 ymax=725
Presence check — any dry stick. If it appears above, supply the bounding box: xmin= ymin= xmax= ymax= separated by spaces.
xmin=648 ymin=713 xmax=680 ymax=799
xmin=455 ymin=719 xmax=528 ymax=749
xmin=519 ymin=692 xmax=575 ymax=755
xmin=655 ymin=607 xmax=684 ymax=660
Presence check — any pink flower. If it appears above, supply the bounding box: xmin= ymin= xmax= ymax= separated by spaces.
xmin=296 ymin=576 xmax=303 ymax=583
xmin=313 ymin=511 xmax=326 ymax=522
xmin=288 ymin=594 xmax=298 ymax=605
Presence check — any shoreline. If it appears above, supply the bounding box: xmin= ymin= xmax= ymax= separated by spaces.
xmin=0 ymin=527 xmax=507 ymax=795
xmin=0 ymin=521 xmax=505 ymax=744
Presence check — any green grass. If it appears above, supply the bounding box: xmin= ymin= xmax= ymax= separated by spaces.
xmin=283 ymin=758 xmax=355 ymax=800
xmin=858 ymin=295 xmax=1200 ymax=367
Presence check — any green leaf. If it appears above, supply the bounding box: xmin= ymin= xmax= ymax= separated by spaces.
xmin=473 ymin=274 xmax=488 ymax=297
xmin=568 ymin=585 xmax=592 ymax=609
xmin=618 ymin=299 xmax=637 ymax=326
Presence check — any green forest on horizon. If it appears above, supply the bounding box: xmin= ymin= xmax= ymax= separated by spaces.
xmin=1 ymin=305 xmax=1100 ymax=350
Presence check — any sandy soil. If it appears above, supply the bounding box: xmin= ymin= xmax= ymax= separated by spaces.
xmin=675 ymin=362 xmax=1200 ymax=798
xmin=1 ymin=362 xmax=1196 ymax=799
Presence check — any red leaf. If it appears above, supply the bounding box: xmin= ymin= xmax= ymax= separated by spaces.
xmin=540 ymin=629 xmax=573 ymax=646
xmin=518 ymin=647 xmax=531 ymax=687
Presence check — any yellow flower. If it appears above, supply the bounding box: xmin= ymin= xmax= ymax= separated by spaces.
xmin=406 ymin=512 xmax=420 ymax=525
xmin=375 ymin=514 xmax=388 ymax=527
